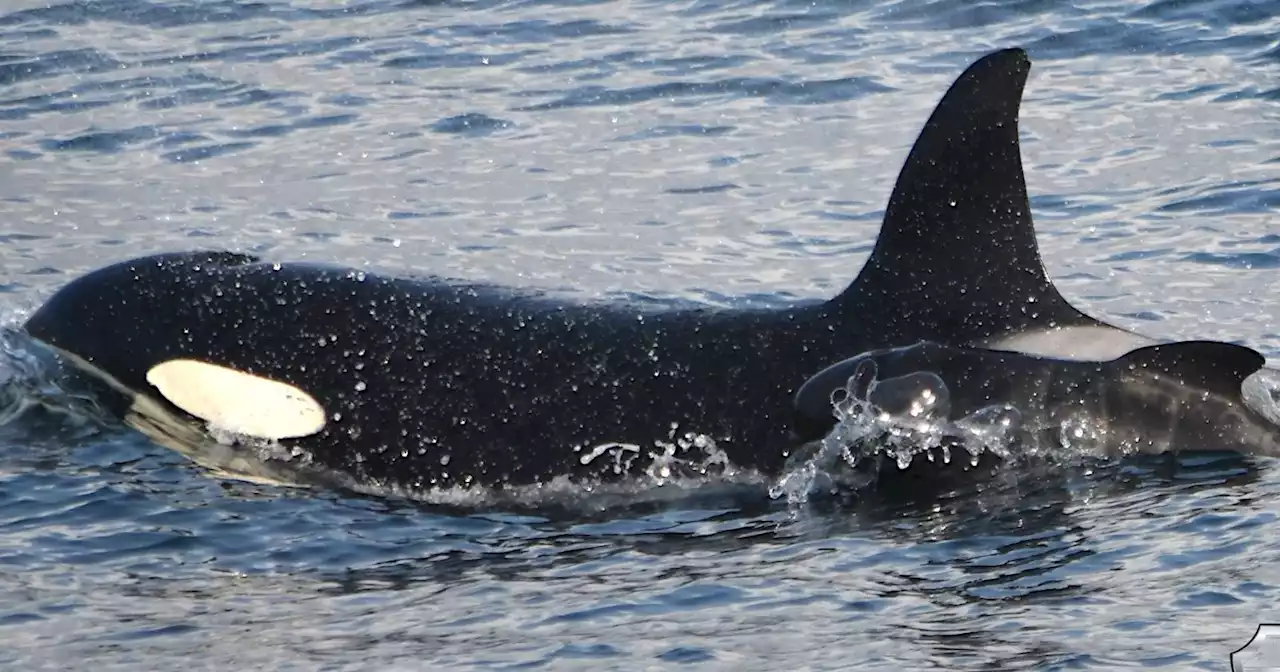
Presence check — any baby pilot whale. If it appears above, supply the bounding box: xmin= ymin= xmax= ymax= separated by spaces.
xmin=792 ymin=341 xmax=1280 ymax=459
xmin=23 ymin=47 xmax=1261 ymax=493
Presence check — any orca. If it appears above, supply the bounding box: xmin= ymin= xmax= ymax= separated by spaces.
xmin=18 ymin=48 xmax=1205 ymax=492
xmin=792 ymin=340 xmax=1280 ymax=458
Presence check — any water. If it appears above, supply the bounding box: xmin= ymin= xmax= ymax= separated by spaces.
xmin=1 ymin=0 xmax=1278 ymax=668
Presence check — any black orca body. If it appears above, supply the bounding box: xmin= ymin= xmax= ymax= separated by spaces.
xmin=21 ymin=48 xmax=1216 ymax=492
xmin=792 ymin=341 xmax=1280 ymax=457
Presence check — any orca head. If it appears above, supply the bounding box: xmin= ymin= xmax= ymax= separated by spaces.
xmin=23 ymin=251 xmax=332 ymax=443
xmin=24 ymin=250 xmax=261 ymax=372
xmin=830 ymin=48 xmax=1144 ymax=359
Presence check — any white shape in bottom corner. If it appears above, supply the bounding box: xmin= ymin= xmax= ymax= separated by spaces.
xmin=1232 ymin=624 xmax=1280 ymax=672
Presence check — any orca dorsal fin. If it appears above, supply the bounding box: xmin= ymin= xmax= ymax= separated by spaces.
xmin=834 ymin=48 xmax=1098 ymax=345
xmin=1116 ymin=341 xmax=1265 ymax=397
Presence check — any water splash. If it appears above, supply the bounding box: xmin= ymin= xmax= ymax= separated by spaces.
xmin=343 ymin=429 xmax=761 ymax=514
xmin=571 ymin=423 xmax=740 ymax=485
xmin=191 ymin=420 xmax=756 ymax=511
xmin=0 ymin=328 xmax=112 ymax=440
xmin=770 ymin=358 xmax=1023 ymax=506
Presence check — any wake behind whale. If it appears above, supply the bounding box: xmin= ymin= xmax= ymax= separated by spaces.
xmin=20 ymin=48 xmax=1279 ymax=498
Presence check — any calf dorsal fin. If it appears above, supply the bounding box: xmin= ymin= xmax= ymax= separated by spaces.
xmin=1117 ymin=341 xmax=1264 ymax=397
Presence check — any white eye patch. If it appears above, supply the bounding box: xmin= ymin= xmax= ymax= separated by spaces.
xmin=145 ymin=359 xmax=326 ymax=440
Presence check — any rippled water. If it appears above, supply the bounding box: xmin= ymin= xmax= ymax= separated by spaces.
xmin=1 ymin=0 xmax=1278 ymax=669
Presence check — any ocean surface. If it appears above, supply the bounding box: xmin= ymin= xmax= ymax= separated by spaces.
xmin=1 ymin=0 xmax=1278 ymax=669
